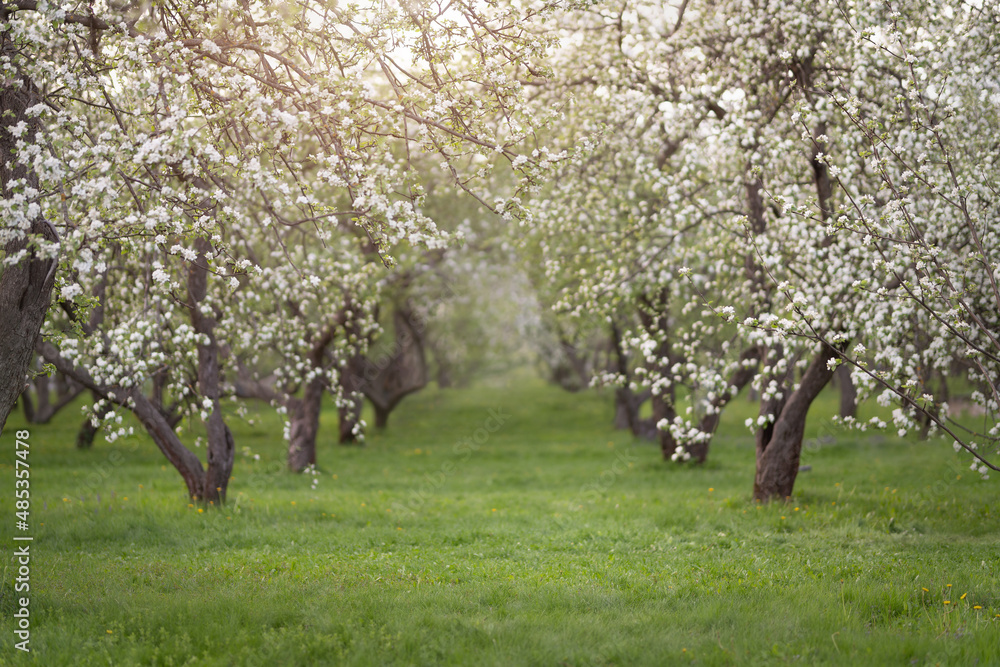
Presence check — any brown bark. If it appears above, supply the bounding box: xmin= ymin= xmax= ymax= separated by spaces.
xmin=610 ymin=321 xmax=643 ymax=433
xmin=22 ymin=371 xmax=85 ymax=424
xmin=609 ymin=321 xmax=657 ymax=439
xmin=75 ymin=414 xmax=100 ymax=449
xmin=338 ymin=388 xmax=364 ymax=444
xmin=636 ymin=289 xmax=681 ymax=459
xmin=287 ymin=378 xmax=323 ymax=471
xmin=811 ymin=122 xmax=834 ymax=224
xmin=75 ymin=392 xmax=112 ymax=449
xmin=361 ymin=305 xmax=428 ymax=430
xmin=38 ymin=341 xmax=208 ymax=498
xmin=753 ymin=344 xmax=839 ymax=502
xmin=551 ymin=336 xmax=591 ymax=392
xmin=0 ymin=75 xmax=59 ymax=435
xmin=652 ymin=390 xmax=679 ymax=460
xmin=187 ymin=237 xmax=234 ymax=504
xmin=687 ymin=346 xmax=762 ymax=463
xmin=836 ymin=364 xmax=857 ymax=419
xmin=286 ymin=319 xmax=340 ymax=470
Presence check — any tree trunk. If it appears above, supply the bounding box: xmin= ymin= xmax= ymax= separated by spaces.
xmin=610 ymin=320 xmax=657 ymax=440
xmin=374 ymin=403 xmax=390 ymax=429
xmin=836 ymin=364 xmax=857 ymax=419
xmin=28 ymin=371 xmax=48 ymax=421
xmin=287 ymin=378 xmax=323 ymax=471
xmin=128 ymin=386 xmax=208 ymax=499
xmin=24 ymin=369 xmax=85 ymax=424
xmin=360 ymin=305 xmax=428 ymax=431
xmin=75 ymin=393 xmax=112 ymax=449
xmin=19 ymin=383 xmax=35 ymax=423
xmin=188 ymin=238 xmax=234 ymax=505
xmin=76 ymin=416 xmax=100 ymax=449
xmin=686 ymin=346 xmax=762 ymax=464
xmin=39 ymin=342 xmax=208 ymax=499
xmin=0 ymin=76 xmax=59 ymax=435
xmin=338 ymin=391 xmax=364 ymax=444
xmin=614 ymin=387 xmax=652 ymax=434
xmin=635 ymin=289 xmax=681 ymax=460
xmin=652 ymin=391 xmax=679 ymax=460
xmin=754 ymin=344 xmax=839 ymax=502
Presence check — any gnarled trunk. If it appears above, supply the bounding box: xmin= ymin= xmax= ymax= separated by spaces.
xmin=22 ymin=369 xmax=85 ymax=424
xmin=0 ymin=76 xmax=58 ymax=434
xmin=39 ymin=341 xmax=208 ymax=499
xmin=362 ymin=305 xmax=428 ymax=430
xmin=614 ymin=387 xmax=656 ymax=439
xmin=754 ymin=344 xmax=839 ymax=502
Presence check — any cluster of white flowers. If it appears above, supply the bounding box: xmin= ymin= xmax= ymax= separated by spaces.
xmin=3 ymin=0 xmax=565 ymax=493
xmin=522 ymin=0 xmax=999 ymax=480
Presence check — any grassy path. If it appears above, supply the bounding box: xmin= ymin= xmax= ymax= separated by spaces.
xmin=1 ymin=376 xmax=998 ymax=665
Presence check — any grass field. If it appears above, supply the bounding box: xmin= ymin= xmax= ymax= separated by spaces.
xmin=1 ymin=373 xmax=998 ymax=666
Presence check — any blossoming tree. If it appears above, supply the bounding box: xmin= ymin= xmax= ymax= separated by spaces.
xmin=532 ymin=0 xmax=999 ymax=500
xmin=2 ymin=0 xmax=562 ymax=502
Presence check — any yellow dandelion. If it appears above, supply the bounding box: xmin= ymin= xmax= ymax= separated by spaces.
xmin=974 ymin=606 xmax=982 ymax=610
xmin=188 ymin=504 xmax=194 ymax=508
xmin=922 ymin=587 xmax=929 ymax=592
xmin=492 ymin=508 xmax=497 ymax=512
xmin=708 ymin=488 xmax=714 ymax=492
xmin=944 ymin=600 xmax=950 ymax=604
xmin=291 ymin=501 xmax=296 ymax=505
xmin=106 ymin=630 xmax=113 ymax=634
xmin=794 ymin=507 xmax=799 ymax=511
xmin=197 ymin=509 xmax=204 ymax=514
xmin=123 ymin=497 xmax=128 ymax=501
xmin=960 ymin=593 xmax=967 ymax=600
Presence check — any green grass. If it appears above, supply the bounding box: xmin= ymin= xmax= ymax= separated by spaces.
xmin=1 ymin=373 xmax=998 ymax=666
